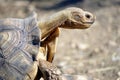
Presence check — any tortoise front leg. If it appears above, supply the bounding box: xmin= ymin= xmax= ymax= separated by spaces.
xmin=38 ymin=59 xmax=62 ymax=80
xmin=41 ymin=28 xmax=60 ymax=62
xmin=47 ymin=37 xmax=58 ymax=62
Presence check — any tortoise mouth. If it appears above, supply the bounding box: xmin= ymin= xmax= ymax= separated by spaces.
xmin=80 ymin=18 xmax=95 ymax=25
xmin=60 ymin=19 xmax=95 ymax=29
xmin=72 ymin=20 xmax=95 ymax=29
xmin=81 ymin=21 xmax=94 ymax=24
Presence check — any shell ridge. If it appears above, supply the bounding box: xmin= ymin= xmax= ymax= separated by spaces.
xmin=0 ymin=13 xmax=41 ymax=79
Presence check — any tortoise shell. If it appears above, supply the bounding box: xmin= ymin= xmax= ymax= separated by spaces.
xmin=0 ymin=13 xmax=41 ymax=80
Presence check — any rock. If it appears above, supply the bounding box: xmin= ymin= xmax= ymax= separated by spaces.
xmin=108 ymin=40 xmax=117 ymax=46
xmin=118 ymin=71 xmax=120 ymax=77
xmin=77 ymin=43 xmax=89 ymax=50
xmin=61 ymin=74 xmax=94 ymax=80
xmin=112 ymin=52 xmax=120 ymax=61
xmin=40 ymin=78 xmax=44 ymax=80
xmin=117 ymin=78 xmax=120 ymax=80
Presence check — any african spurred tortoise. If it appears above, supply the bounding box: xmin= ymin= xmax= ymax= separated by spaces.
xmin=0 ymin=7 xmax=95 ymax=80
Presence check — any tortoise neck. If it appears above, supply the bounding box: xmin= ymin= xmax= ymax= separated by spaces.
xmin=38 ymin=10 xmax=67 ymax=39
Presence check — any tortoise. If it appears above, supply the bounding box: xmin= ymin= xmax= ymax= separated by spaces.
xmin=0 ymin=7 xmax=95 ymax=80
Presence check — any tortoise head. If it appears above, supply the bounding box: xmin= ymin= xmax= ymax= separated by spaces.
xmin=61 ymin=7 xmax=95 ymax=29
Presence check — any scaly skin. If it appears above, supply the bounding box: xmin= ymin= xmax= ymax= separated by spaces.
xmin=38 ymin=7 xmax=95 ymax=62
xmin=0 ymin=7 xmax=95 ymax=80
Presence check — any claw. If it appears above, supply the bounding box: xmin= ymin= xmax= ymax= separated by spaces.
xmin=38 ymin=59 xmax=62 ymax=80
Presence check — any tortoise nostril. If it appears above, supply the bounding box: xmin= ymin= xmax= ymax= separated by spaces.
xmin=85 ymin=14 xmax=91 ymax=19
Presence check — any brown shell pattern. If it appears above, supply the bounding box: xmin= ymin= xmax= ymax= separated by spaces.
xmin=0 ymin=13 xmax=41 ymax=79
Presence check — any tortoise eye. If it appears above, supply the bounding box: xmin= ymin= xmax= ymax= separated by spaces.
xmin=72 ymin=12 xmax=82 ymax=21
xmin=74 ymin=15 xmax=81 ymax=21
xmin=32 ymin=35 xmax=40 ymax=46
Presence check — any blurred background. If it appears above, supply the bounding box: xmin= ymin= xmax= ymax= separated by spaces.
xmin=0 ymin=0 xmax=119 ymax=80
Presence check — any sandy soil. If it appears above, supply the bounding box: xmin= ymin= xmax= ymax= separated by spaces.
xmin=0 ymin=0 xmax=120 ymax=80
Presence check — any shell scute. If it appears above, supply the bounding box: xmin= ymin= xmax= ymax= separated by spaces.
xmin=0 ymin=13 xmax=41 ymax=79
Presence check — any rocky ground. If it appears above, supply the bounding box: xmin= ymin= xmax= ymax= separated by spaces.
xmin=0 ymin=0 xmax=120 ymax=80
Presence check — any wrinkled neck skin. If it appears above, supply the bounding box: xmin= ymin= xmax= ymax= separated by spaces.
xmin=38 ymin=10 xmax=68 ymax=39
